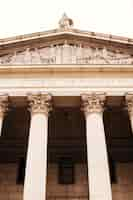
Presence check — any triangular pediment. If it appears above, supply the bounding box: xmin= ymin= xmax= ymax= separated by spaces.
xmin=0 ymin=14 xmax=133 ymax=65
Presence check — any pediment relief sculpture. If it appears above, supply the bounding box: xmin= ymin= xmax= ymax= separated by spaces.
xmin=0 ymin=44 xmax=133 ymax=65
xmin=0 ymin=14 xmax=133 ymax=65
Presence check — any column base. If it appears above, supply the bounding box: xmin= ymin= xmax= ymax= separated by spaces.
xmin=90 ymin=194 xmax=112 ymax=200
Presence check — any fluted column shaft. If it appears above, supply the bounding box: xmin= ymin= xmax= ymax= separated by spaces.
xmin=23 ymin=93 xmax=52 ymax=200
xmin=81 ymin=93 xmax=112 ymax=200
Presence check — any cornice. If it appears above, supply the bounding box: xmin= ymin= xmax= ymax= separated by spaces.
xmin=1 ymin=28 xmax=133 ymax=46
xmin=0 ymin=64 xmax=133 ymax=74
xmin=0 ymin=30 xmax=133 ymax=61
xmin=0 ymin=28 xmax=133 ymax=56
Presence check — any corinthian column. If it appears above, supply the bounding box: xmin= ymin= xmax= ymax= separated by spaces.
xmin=81 ymin=93 xmax=112 ymax=200
xmin=0 ymin=94 xmax=8 ymax=136
xmin=126 ymin=94 xmax=133 ymax=132
xmin=23 ymin=93 xmax=52 ymax=200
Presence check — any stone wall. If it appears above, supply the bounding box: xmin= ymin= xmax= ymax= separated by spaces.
xmin=112 ymin=163 xmax=133 ymax=200
xmin=0 ymin=163 xmax=133 ymax=200
xmin=0 ymin=164 xmax=23 ymax=200
xmin=47 ymin=164 xmax=88 ymax=198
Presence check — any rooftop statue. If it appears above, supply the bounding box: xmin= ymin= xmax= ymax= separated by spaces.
xmin=58 ymin=13 xmax=74 ymax=30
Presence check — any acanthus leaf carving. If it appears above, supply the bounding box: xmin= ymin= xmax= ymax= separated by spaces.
xmin=81 ymin=93 xmax=106 ymax=115
xmin=28 ymin=93 xmax=52 ymax=115
xmin=0 ymin=94 xmax=9 ymax=117
xmin=126 ymin=94 xmax=133 ymax=117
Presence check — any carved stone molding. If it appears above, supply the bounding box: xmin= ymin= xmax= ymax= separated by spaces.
xmin=125 ymin=94 xmax=133 ymax=117
xmin=27 ymin=93 xmax=52 ymax=115
xmin=1 ymin=45 xmax=133 ymax=65
xmin=0 ymin=94 xmax=9 ymax=117
xmin=81 ymin=93 xmax=106 ymax=115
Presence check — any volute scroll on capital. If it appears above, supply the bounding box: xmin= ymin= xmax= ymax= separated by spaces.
xmin=27 ymin=93 xmax=52 ymax=115
xmin=81 ymin=93 xmax=106 ymax=115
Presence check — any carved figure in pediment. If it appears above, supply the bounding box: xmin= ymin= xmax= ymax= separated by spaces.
xmin=0 ymin=44 xmax=133 ymax=64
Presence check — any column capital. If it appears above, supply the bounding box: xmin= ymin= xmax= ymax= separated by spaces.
xmin=81 ymin=93 xmax=106 ymax=115
xmin=27 ymin=93 xmax=52 ymax=115
xmin=125 ymin=93 xmax=133 ymax=116
xmin=0 ymin=94 xmax=8 ymax=117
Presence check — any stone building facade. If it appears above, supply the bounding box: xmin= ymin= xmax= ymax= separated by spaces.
xmin=0 ymin=14 xmax=133 ymax=200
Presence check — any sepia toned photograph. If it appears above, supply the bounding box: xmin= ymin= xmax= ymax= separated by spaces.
xmin=0 ymin=0 xmax=133 ymax=200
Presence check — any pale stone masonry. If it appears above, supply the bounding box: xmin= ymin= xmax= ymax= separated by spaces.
xmin=126 ymin=94 xmax=133 ymax=133
xmin=0 ymin=14 xmax=133 ymax=200
xmin=81 ymin=94 xmax=112 ymax=200
xmin=23 ymin=94 xmax=52 ymax=200
xmin=0 ymin=163 xmax=133 ymax=200
xmin=0 ymin=94 xmax=8 ymax=136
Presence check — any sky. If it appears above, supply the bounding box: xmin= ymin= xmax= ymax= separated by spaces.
xmin=0 ymin=0 xmax=133 ymax=39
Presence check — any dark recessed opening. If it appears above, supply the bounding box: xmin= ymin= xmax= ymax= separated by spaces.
xmin=16 ymin=157 xmax=26 ymax=185
xmin=58 ymin=157 xmax=74 ymax=185
xmin=109 ymin=156 xmax=117 ymax=184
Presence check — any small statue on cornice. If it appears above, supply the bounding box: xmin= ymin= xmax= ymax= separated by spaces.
xmin=59 ymin=13 xmax=74 ymax=30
